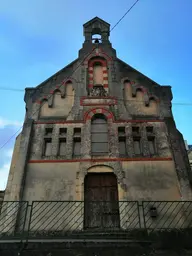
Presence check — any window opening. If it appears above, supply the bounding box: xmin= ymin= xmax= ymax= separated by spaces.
xmin=91 ymin=114 xmax=108 ymax=155
xmin=92 ymin=34 xmax=102 ymax=43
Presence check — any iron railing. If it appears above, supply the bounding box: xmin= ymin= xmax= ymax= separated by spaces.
xmin=0 ymin=201 xmax=191 ymax=240
xmin=0 ymin=201 xmax=28 ymax=239
xmin=142 ymin=201 xmax=192 ymax=231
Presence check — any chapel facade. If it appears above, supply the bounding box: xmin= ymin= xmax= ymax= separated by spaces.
xmin=3 ymin=17 xmax=192 ymax=231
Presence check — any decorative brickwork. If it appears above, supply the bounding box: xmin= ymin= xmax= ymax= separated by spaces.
xmin=5 ymin=16 xmax=192 ymax=207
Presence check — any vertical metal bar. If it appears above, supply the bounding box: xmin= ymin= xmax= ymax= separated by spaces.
xmin=137 ymin=201 xmax=141 ymax=229
xmin=26 ymin=203 xmax=33 ymax=243
xmin=142 ymin=201 xmax=147 ymax=230
xmin=180 ymin=202 xmax=192 ymax=228
xmin=13 ymin=202 xmax=19 ymax=237
xmin=21 ymin=202 xmax=29 ymax=241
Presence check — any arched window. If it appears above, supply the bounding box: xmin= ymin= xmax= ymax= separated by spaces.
xmin=93 ymin=62 xmax=103 ymax=85
xmin=53 ymin=89 xmax=62 ymax=108
xmin=123 ymin=79 xmax=132 ymax=100
xmin=92 ymin=34 xmax=102 ymax=44
xmin=91 ymin=114 xmax=108 ymax=155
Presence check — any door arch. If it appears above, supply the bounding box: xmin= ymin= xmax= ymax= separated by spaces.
xmin=84 ymin=172 xmax=120 ymax=230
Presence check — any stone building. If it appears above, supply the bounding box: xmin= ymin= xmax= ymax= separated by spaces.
xmin=188 ymin=149 xmax=192 ymax=170
xmin=0 ymin=191 xmax=4 ymax=203
xmin=185 ymin=141 xmax=192 ymax=170
xmin=2 ymin=17 xmax=192 ymax=237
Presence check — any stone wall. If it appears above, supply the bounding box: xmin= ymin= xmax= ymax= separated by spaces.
xmin=0 ymin=190 xmax=4 ymax=202
xmin=122 ymin=161 xmax=180 ymax=200
xmin=16 ymin=160 xmax=182 ymax=233
xmin=40 ymin=82 xmax=74 ymax=118
xmin=4 ymin=16 xmax=192 ymax=205
xmin=28 ymin=120 xmax=172 ymax=160
xmin=22 ymin=162 xmax=79 ymax=202
xmin=1 ymin=17 xmax=192 ymax=256
xmin=21 ymin=160 xmax=180 ymax=203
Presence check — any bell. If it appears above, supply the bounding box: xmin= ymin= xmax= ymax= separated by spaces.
xmin=94 ymin=38 xmax=99 ymax=44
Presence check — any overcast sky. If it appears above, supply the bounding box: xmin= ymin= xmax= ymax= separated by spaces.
xmin=0 ymin=0 xmax=192 ymax=190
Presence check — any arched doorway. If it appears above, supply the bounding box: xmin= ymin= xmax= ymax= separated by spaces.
xmin=84 ymin=172 xmax=120 ymax=230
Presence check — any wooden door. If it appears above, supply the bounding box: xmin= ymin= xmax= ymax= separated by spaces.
xmin=84 ymin=173 xmax=120 ymax=230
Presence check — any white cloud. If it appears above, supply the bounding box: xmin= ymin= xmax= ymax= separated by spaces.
xmin=0 ymin=117 xmax=22 ymax=129
xmin=0 ymin=148 xmax=14 ymax=190
xmin=0 ymin=163 xmax=10 ymax=190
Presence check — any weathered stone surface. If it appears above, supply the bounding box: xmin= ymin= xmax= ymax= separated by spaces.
xmin=4 ymin=16 xmax=192 ymax=207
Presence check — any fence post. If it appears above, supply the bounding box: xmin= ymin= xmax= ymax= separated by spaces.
xmin=26 ymin=204 xmax=33 ymax=242
xmin=137 ymin=201 xmax=144 ymax=229
xmin=141 ymin=201 xmax=147 ymax=230
xmin=21 ymin=202 xmax=29 ymax=241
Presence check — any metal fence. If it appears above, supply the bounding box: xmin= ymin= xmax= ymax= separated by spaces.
xmin=0 ymin=201 xmax=28 ymax=239
xmin=142 ymin=201 xmax=192 ymax=231
xmin=0 ymin=201 xmax=192 ymax=240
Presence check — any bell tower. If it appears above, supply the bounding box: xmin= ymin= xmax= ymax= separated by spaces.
xmin=79 ymin=17 xmax=115 ymax=59
xmin=83 ymin=17 xmax=110 ymax=44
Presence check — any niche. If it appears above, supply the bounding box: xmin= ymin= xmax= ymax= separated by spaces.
xmin=93 ymin=62 xmax=103 ymax=85
xmin=39 ymin=81 xmax=74 ymax=118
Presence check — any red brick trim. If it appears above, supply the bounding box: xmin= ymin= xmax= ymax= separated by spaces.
xmin=135 ymin=87 xmax=146 ymax=94
xmin=148 ymin=95 xmax=160 ymax=103
xmin=29 ymin=157 xmax=173 ymax=164
xmin=36 ymin=97 xmax=48 ymax=104
xmin=114 ymin=119 xmax=164 ymax=123
xmin=122 ymin=78 xmax=160 ymax=103
xmin=121 ymin=78 xmax=135 ymax=85
xmin=82 ymin=103 xmax=114 ymax=106
xmin=84 ymin=107 xmax=114 ymax=121
xmin=86 ymin=115 xmax=92 ymax=120
xmin=103 ymin=84 xmax=108 ymax=88
xmin=87 ymin=56 xmax=109 ymax=88
xmin=34 ymin=119 xmax=164 ymax=125
xmin=35 ymin=120 xmax=84 ymax=124
xmin=107 ymin=114 xmax=113 ymax=119
xmin=51 ymin=88 xmax=61 ymax=95
xmin=92 ymin=109 xmax=97 ymax=114
xmin=36 ymin=78 xmax=76 ymax=104
xmin=80 ymin=96 xmax=117 ymax=106
xmin=61 ymin=78 xmax=74 ymax=85
xmin=80 ymin=96 xmax=117 ymax=100
xmin=89 ymin=58 xmax=107 ymax=67
xmin=84 ymin=49 xmax=113 ymax=65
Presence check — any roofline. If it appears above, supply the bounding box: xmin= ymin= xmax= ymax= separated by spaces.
xmin=83 ymin=16 xmax=110 ymax=27
xmin=25 ymin=58 xmax=78 ymax=91
xmin=117 ymin=58 xmax=161 ymax=86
